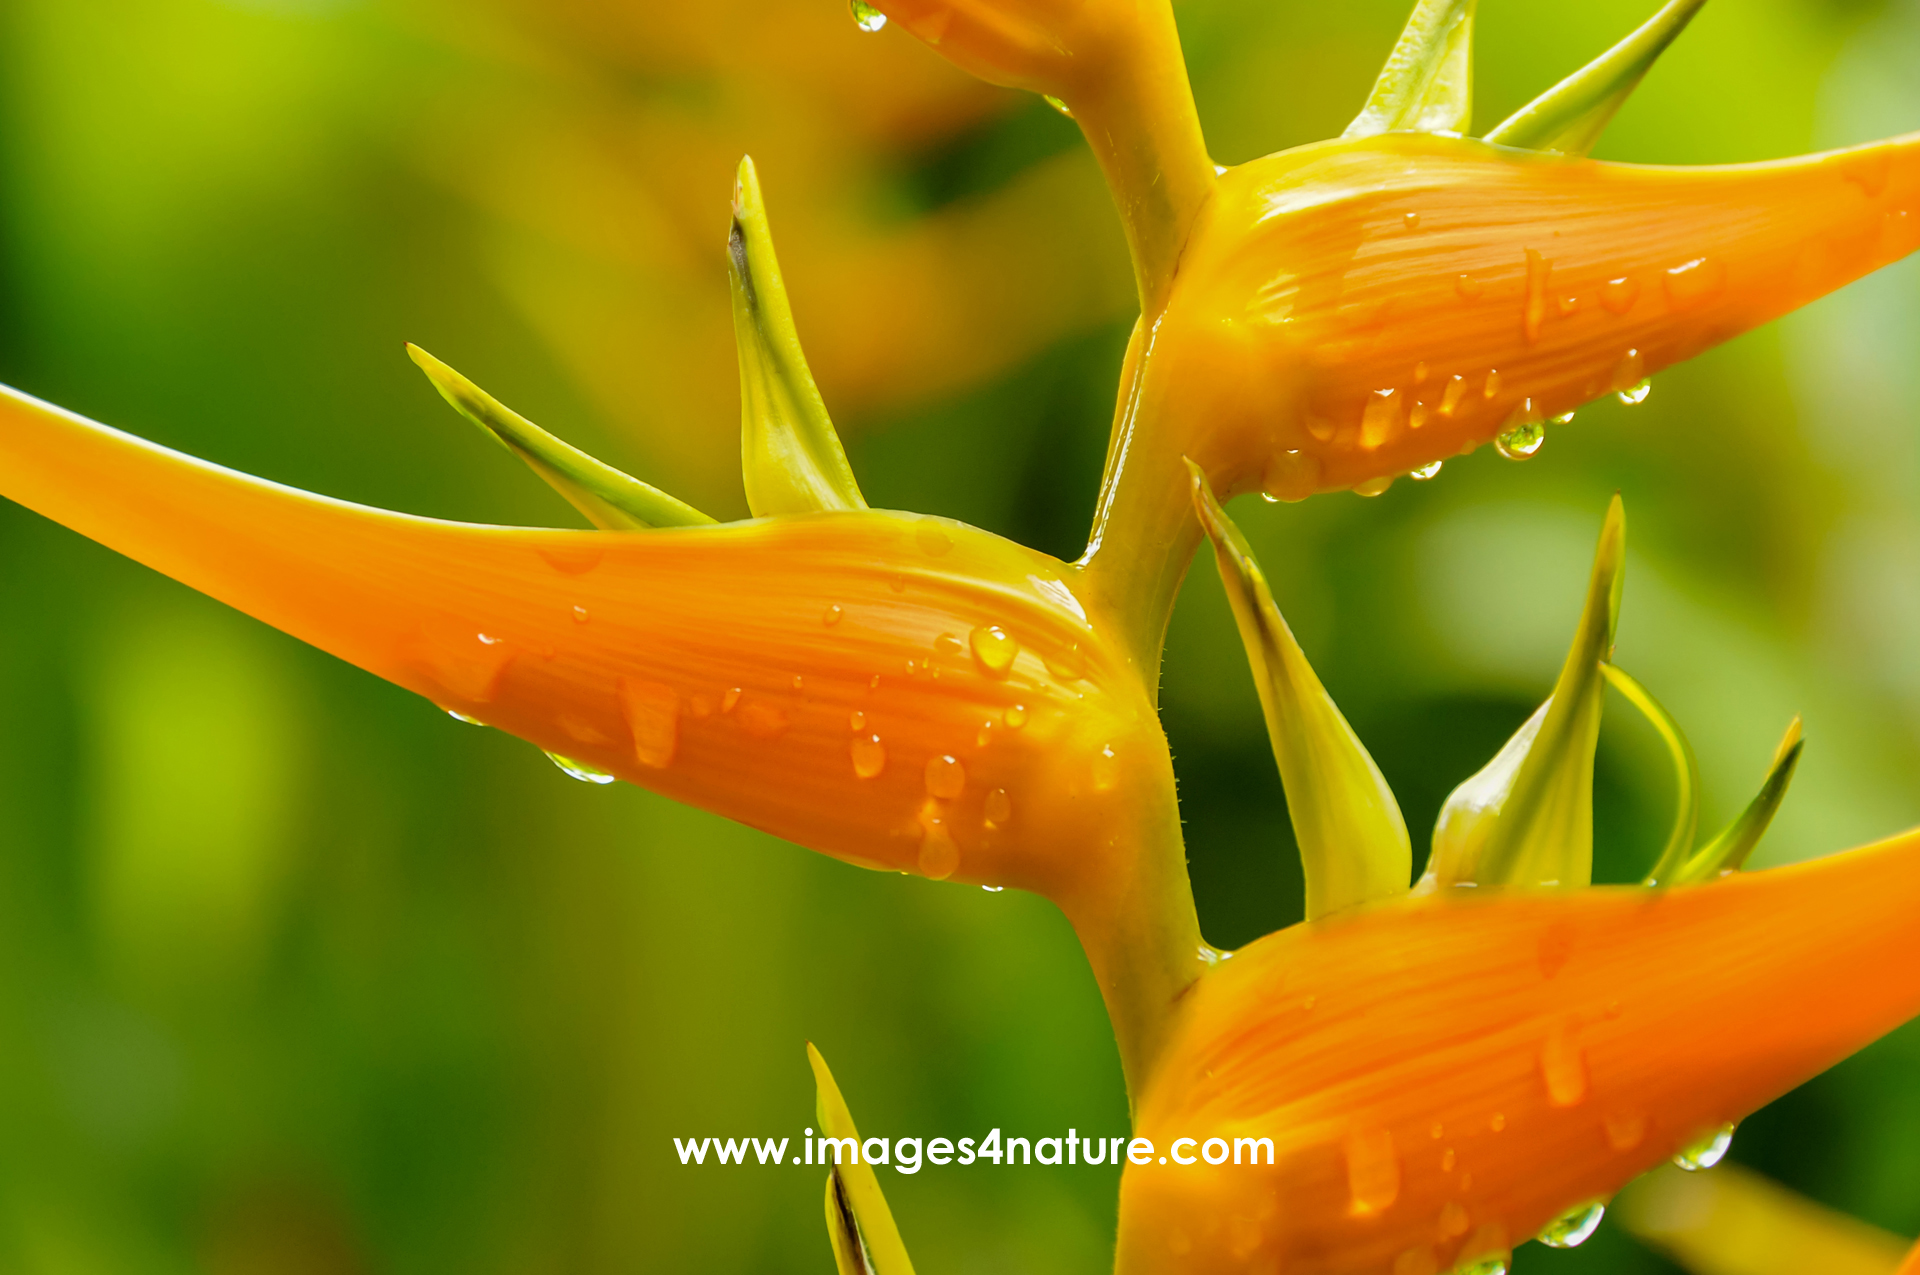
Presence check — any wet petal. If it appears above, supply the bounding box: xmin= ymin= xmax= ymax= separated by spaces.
xmin=730 ymin=157 xmax=868 ymax=517
xmin=1486 ymin=0 xmax=1710 ymax=156
xmin=0 ymin=381 xmax=1161 ymax=902
xmin=1155 ymin=130 xmax=1920 ymax=494
xmin=1343 ymin=0 xmax=1475 ymax=141
xmin=408 ymin=344 xmax=713 ymax=530
xmin=1117 ymin=827 xmax=1920 ymax=1274
xmin=810 ymin=1043 xmax=915 ymax=1275
xmin=1617 ymin=1162 xmax=1911 ymax=1275
xmin=1426 ymin=496 xmax=1622 ymax=889
xmin=1188 ymin=462 xmax=1409 ymax=919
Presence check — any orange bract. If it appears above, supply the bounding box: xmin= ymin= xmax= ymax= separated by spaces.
xmin=1117 ymin=827 xmax=1920 ymax=1273
xmin=1154 ymin=130 xmax=1920 ymax=499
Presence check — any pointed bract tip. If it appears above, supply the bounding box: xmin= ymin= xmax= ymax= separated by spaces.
xmin=406 ymin=345 xmax=714 ymax=530
xmin=1345 ymin=0 xmax=1477 ymax=140
xmin=1189 ymin=462 xmax=1411 ymax=920
xmin=1671 ymin=720 xmax=1805 ymax=884
xmin=803 ymin=1043 xmax=916 ymax=1275
xmin=1486 ymin=0 xmax=1709 ymax=155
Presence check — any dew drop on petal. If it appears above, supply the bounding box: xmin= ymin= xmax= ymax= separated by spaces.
xmin=1411 ymin=460 xmax=1443 ymax=481
xmin=823 ymin=603 xmax=843 ymax=627
xmin=1552 ymin=410 xmax=1576 ymax=425
xmin=547 ymin=752 xmax=617 ymax=785
xmin=1437 ymin=1201 xmax=1470 ymax=1240
xmin=447 ymin=710 xmax=484 ymax=726
xmin=851 ymin=734 xmax=887 ymax=779
xmin=915 ymin=519 xmax=953 ymax=557
xmin=1403 ymin=211 xmax=1421 ymax=231
xmin=926 ymin=754 xmax=966 ymax=800
xmin=1344 ymin=1128 xmax=1400 ymax=1216
xmin=849 ymin=0 xmax=887 ymax=32
xmin=1483 ymin=369 xmax=1503 ymax=399
xmin=1604 ymin=1111 xmax=1647 ymax=1152
xmin=1413 ymin=361 xmax=1430 ymax=384
xmin=1540 ymin=1023 xmax=1588 ymax=1108
xmin=1538 ymin=1202 xmax=1605 ymax=1249
xmin=572 ymin=605 xmax=590 ymax=624
xmin=1455 ymin=1256 xmax=1508 ymax=1275
xmin=1090 ymin=744 xmax=1121 ymax=792
xmin=1456 ymin=274 xmax=1484 ymax=301
xmin=985 ymin=788 xmax=1012 ymax=828
xmin=1361 ymin=389 xmax=1402 ymax=449
xmin=918 ymin=808 xmax=960 ymax=880
xmin=1409 ymin=401 xmax=1430 ymax=429
xmin=1043 ymin=94 xmax=1074 ymax=118
xmin=1489 ymin=1113 xmax=1506 ymax=1133
xmin=1674 ymin=1123 xmax=1735 ymax=1171
xmin=1618 ymin=379 xmax=1651 ymax=406
xmin=1044 ymin=644 xmax=1087 ymax=682
xmin=1495 ymin=401 xmax=1545 ymax=461
xmin=934 ymin=632 xmax=965 ymax=657
xmin=620 ymin=678 xmax=681 ymax=768
xmin=1601 ymin=275 xmax=1641 ymax=315
xmin=1004 ymin=704 xmax=1029 ymax=730
xmin=981 ymin=885 xmax=1005 ymax=893
xmin=849 ymin=709 xmax=866 ymax=732
xmin=1264 ymin=449 xmax=1321 ymax=502
xmin=1440 ymin=1148 xmax=1456 ymax=1172
xmin=970 ymin=625 xmax=1019 ymax=676
xmin=722 ymin=687 xmax=742 ymax=713
xmin=1355 ymin=475 xmax=1393 ymax=497
xmin=1439 ymin=376 xmax=1470 ymax=418
xmin=1664 ymin=256 xmax=1726 ymax=311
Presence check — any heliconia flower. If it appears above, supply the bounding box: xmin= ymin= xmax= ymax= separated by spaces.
xmin=1113 ymin=493 xmax=1911 ymax=1272
xmin=1615 ymin=1161 xmax=1916 ymax=1275
xmin=0 ymin=159 xmax=1210 ymax=1092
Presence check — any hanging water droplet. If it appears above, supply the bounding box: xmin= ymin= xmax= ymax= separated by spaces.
xmin=981 ymin=885 xmax=1005 ymax=893
xmin=1263 ymin=449 xmax=1322 ymax=502
xmin=1043 ymin=94 xmax=1074 ymax=118
xmin=1495 ymin=406 xmax=1545 ymax=461
xmin=984 ymin=788 xmax=1012 ymax=828
xmin=1617 ymin=380 xmax=1651 ymax=406
xmin=1673 ymin=1123 xmax=1735 ymax=1171
xmin=1537 ymin=1202 xmax=1605 ymax=1249
xmin=447 ymin=709 xmax=484 ymax=726
xmin=1454 ymin=1257 xmax=1508 ymax=1275
xmin=970 ymin=625 xmax=1019 ymax=676
xmin=1411 ymin=460 xmax=1442 ymax=481
xmin=1344 ymin=1128 xmax=1400 ymax=1216
xmin=925 ymin=754 xmax=967 ymax=800
xmin=850 ymin=734 xmax=886 ymax=779
xmin=1604 ymin=1111 xmax=1647 ymax=1152
xmin=547 ymin=752 xmax=616 ymax=785
xmin=1004 ymin=704 xmax=1028 ymax=730
xmin=849 ymin=0 xmax=887 ymax=32
xmin=1355 ymin=475 xmax=1393 ymax=497
xmin=1552 ymin=410 xmax=1576 ymax=425
xmin=823 ymin=603 xmax=843 ymax=627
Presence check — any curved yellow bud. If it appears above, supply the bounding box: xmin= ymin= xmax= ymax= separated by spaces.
xmin=1118 ymin=827 xmax=1920 ymax=1274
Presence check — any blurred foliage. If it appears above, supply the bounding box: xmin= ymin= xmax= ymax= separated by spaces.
xmin=1 ymin=0 xmax=1918 ymax=1271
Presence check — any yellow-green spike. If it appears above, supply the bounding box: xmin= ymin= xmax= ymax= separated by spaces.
xmin=809 ymin=1044 xmax=915 ymax=1275
xmin=1343 ymin=0 xmax=1476 ymax=140
xmin=730 ymin=157 xmax=868 ymax=518
xmin=1602 ymin=663 xmax=1701 ymax=887
xmin=1188 ymin=462 xmax=1411 ymax=920
xmin=1666 ymin=717 xmax=1805 ymax=886
xmin=1428 ymin=496 xmax=1624 ymax=889
xmin=1484 ymin=0 xmax=1709 ymax=156
xmin=407 ymin=344 xmax=713 ymax=530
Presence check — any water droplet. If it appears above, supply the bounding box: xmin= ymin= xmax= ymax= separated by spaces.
xmin=1489 ymin=1113 xmax=1506 ymax=1132
xmin=1437 ymin=1201 xmax=1470 ymax=1240
xmin=1454 ymin=1256 xmax=1508 ymax=1275
xmin=1664 ymin=256 xmax=1726 ymax=311
xmin=1344 ymin=1128 xmax=1400 ymax=1216
xmin=823 ymin=604 xmax=843 ymax=627
xmin=925 ymin=754 xmax=966 ymax=800
xmin=1524 ymin=248 xmax=1551 ymax=343
xmin=737 ymin=700 xmax=789 ymax=739
xmin=723 ymin=687 xmax=743 ymax=713
xmin=1004 ymin=704 xmax=1028 ymax=730
xmin=934 ymin=632 xmax=965 ymax=657
xmin=1043 ymin=94 xmax=1074 ymax=118
xmin=851 ymin=734 xmax=887 ymax=779
xmin=1611 ymin=347 xmax=1646 ymax=392
xmin=1601 ymin=275 xmax=1641 ymax=315
xmin=1411 ymin=460 xmax=1443 ymax=481
xmin=1440 ymin=1148 xmax=1456 ymax=1172
xmin=849 ymin=0 xmax=887 ymax=32
xmin=1618 ymin=379 xmax=1651 ymax=406
xmin=620 ymin=679 xmax=680 ymax=768
xmin=1538 ymin=1202 xmax=1605 ymax=1249
xmin=792 ymin=674 xmax=805 ymax=692
xmin=1483 ymin=369 xmax=1503 ymax=399
xmin=547 ymin=752 xmax=617 ymax=784
xmin=1043 ymin=645 xmax=1087 ymax=682
xmin=976 ymin=720 xmax=995 ymax=748
xmin=1361 ymin=389 xmax=1402 ymax=449
xmin=985 ymin=788 xmax=1012 ymax=827
xmin=849 ymin=709 xmax=867 ymax=731
xmin=1091 ymin=744 xmax=1120 ymax=792
xmin=869 ymin=673 xmax=882 ymax=690
xmin=421 ymin=629 xmax=516 ymax=704
xmin=1495 ymin=402 xmax=1544 ymax=460
xmin=981 ymin=885 xmax=1004 ymax=893
xmin=1439 ymin=375 xmax=1470 ymax=418
xmin=1674 ymin=1123 xmax=1735 ymax=1171
xmin=572 ymin=605 xmax=590 ymax=624
xmin=1456 ymin=274 xmax=1483 ymax=301
xmin=918 ymin=807 xmax=960 ymax=879
xmin=1409 ymin=401 xmax=1430 ymax=429
xmin=888 ymin=573 xmax=908 ymax=594
xmin=1604 ymin=1111 xmax=1646 ymax=1151
xmin=1264 ymin=449 xmax=1322 ymax=502
xmin=970 ymin=625 xmax=1019 ymax=676
xmin=1413 ymin=361 xmax=1430 ymax=384
xmin=1403 ymin=211 xmax=1421 ymax=230
xmin=447 ymin=709 xmax=484 ymax=726
xmin=1429 ymin=1123 xmax=1444 ymax=1140
xmin=1540 ymin=1023 xmax=1588 ymax=1107
xmin=1355 ymin=475 xmax=1393 ymax=497
xmin=1557 ymin=294 xmax=1581 ymax=317
xmin=1552 ymin=410 xmax=1576 ymax=425
xmin=915 ymin=519 xmax=953 ymax=556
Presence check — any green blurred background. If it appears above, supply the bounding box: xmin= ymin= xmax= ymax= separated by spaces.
xmin=2 ymin=0 xmax=1918 ymax=1270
